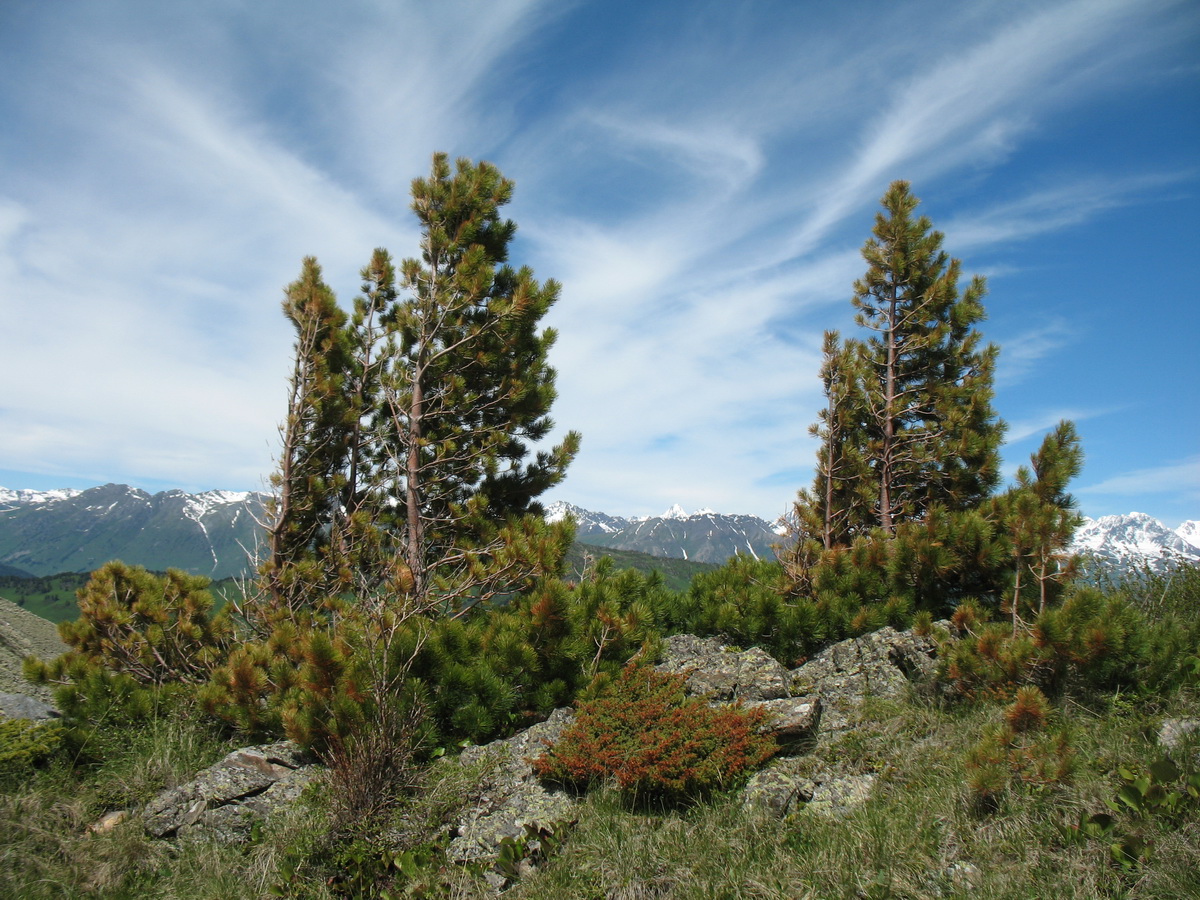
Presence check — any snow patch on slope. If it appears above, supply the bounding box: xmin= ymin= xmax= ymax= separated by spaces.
xmin=0 ymin=487 xmax=81 ymax=508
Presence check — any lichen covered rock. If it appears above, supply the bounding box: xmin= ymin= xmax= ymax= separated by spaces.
xmin=656 ymin=633 xmax=791 ymax=702
xmin=791 ymin=626 xmax=938 ymax=740
xmin=141 ymin=741 xmax=317 ymax=841
xmin=449 ymin=708 xmax=578 ymax=864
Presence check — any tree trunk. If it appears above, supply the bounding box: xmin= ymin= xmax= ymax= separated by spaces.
xmin=405 ymin=372 xmax=426 ymax=600
xmin=880 ymin=282 xmax=898 ymax=533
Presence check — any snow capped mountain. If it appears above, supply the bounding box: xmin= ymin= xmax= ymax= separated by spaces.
xmin=544 ymin=501 xmax=630 ymax=536
xmin=0 ymin=487 xmax=81 ymax=509
xmin=0 ymin=484 xmax=268 ymax=578
xmin=1071 ymin=512 xmax=1200 ymax=572
xmin=1176 ymin=520 xmax=1200 ymax=553
xmin=548 ymin=502 xmax=783 ymax=564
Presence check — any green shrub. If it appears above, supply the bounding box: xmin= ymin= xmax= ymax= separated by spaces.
xmin=964 ymin=686 xmax=1075 ymax=810
xmin=533 ymin=663 xmax=776 ymax=804
xmin=0 ymin=718 xmax=63 ymax=780
xmin=663 ymin=556 xmax=824 ymax=665
xmin=40 ymin=561 xmax=232 ymax=686
xmin=941 ymin=585 xmax=1148 ymax=700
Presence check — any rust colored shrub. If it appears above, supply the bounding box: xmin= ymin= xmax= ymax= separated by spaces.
xmin=533 ymin=664 xmax=776 ymax=803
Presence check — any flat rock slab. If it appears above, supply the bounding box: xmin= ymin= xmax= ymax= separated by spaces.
xmin=657 ymin=634 xmax=791 ymax=702
xmin=142 ymin=741 xmax=317 ymax=840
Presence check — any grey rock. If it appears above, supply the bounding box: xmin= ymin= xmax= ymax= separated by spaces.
xmin=1159 ymin=718 xmax=1200 ymax=753
xmin=0 ymin=691 xmax=59 ymax=722
xmin=742 ymin=757 xmax=810 ymax=817
xmin=142 ymin=741 xmax=317 ymax=840
xmin=656 ymin=634 xmax=790 ymax=702
xmin=804 ymin=773 xmax=876 ymax=817
xmin=791 ymin=626 xmax=938 ymax=740
xmin=449 ymin=708 xmax=579 ymax=864
xmin=746 ymin=695 xmax=821 ymax=753
xmin=742 ymin=761 xmax=877 ymax=819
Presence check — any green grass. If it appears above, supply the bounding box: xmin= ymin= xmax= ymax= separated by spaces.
xmin=506 ymin=689 xmax=1200 ymax=900
xmin=4 ymin=675 xmax=1197 ymax=898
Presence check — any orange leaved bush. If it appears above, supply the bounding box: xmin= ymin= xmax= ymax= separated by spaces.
xmin=533 ymin=663 xmax=776 ymax=803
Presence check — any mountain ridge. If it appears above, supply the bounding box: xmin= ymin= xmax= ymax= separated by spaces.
xmin=1 ymin=485 xmax=1196 ymax=578
xmin=546 ymin=500 xmax=785 ymax=564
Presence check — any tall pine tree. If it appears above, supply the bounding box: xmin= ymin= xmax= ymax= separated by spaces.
xmin=264 ymin=154 xmax=579 ymax=609
xmin=799 ymin=181 xmax=1004 ymax=541
xmin=263 ymin=257 xmax=352 ymax=610
xmin=380 ymin=153 xmax=580 ymax=600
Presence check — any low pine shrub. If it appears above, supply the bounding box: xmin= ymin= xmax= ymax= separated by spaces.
xmin=964 ymin=686 xmax=1075 ymax=811
xmin=533 ymin=663 xmax=776 ymax=804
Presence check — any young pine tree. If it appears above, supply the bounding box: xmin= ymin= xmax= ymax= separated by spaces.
xmin=993 ymin=420 xmax=1084 ymax=633
xmin=262 ymin=257 xmax=353 ymax=611
xmin=814 ymin=181 xmax=1005 ymax=535
xmin=794 ymin=330 xmax=873 ymax=548
xmin=382 ymin=153 xmax=581 ymax=601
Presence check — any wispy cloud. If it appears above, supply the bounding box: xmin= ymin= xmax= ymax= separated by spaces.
xmin=1081 ymin=457 xmax=1200 ymax=497
xmin=945 ymin=172 xmax=1196 ymax=251
xmin=786 ymin=0 xmax=1172 ymax=256
xmin=994 ymin=318 xmax=1078 ymax=387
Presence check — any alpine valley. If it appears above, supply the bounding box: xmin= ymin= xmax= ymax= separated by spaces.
xmin=0 ymin=485 xmax=1197 ymax=580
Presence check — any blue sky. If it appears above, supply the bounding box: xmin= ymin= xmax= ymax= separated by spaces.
xmin=0 ymin=0 xmax=1197 ymax=526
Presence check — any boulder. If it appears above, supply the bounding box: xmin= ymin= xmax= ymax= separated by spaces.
xmin=0 ymin=691 xmax=59 ymax=722
xmin=656 ymin=634 xmax=791 ymax=702
xmin=141 ymin=741 xmax=318 ymax=841
xmin=448 ymin=708 xmax=579 ymax=864
xmin=742 ymin=759 xmax=876 ymax=819
xmin=791 ymin=626 xmax=938 ymax=739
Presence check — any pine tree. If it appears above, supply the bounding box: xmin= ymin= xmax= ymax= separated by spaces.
xmin=800 ymin=181 xmax=1004 ymax=539
xmin=261 ymin=154 xmax=578 ymax=611
xmin=993 ymin=420 xmax=1083 ymax=633
xmin=795 ymin=331 xmax=873 ymax=548
xmin=381 ymin=153 xmax=581 ymax=601
xmin=263 ymin=257 xmax=353 ymax=610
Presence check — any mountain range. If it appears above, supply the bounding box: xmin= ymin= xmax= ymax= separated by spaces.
xmin=545 ymin=501 xmax=786 ymax=564
xmin=0 ymin=484 xmax=1197 ymax=579
xmin=0 ymin=484 xmax=267 ymax=579
xmin=1071 ymin=512 xmax=1200 ymax=572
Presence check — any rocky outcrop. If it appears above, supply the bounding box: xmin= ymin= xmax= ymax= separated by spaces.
xmin=0 ymin=596 xmax=66 ymax=703
xmin=791 ymin=625 xmax=939 ymax=741
xmin=741 ymin=626 xmax=943 ymax=818
xmin=448 ymin=708 xmax=578 ymax=865
xmin=141 ymin=742 xmax=318 ymax=842
xmin=656 ymin=633 xmax=791 ymax=702
xmin=655 ymin=634 xmax=823 ymax=752
xmin=0 ymin=691 xmax=59 ymax=722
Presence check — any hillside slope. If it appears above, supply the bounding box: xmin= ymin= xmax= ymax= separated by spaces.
xmin=0 ymin=596 xmax=65 ymax=701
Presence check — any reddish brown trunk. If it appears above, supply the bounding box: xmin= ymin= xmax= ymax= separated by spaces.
xmin=405 ymin=374 xmax=425 ymax=599
xmin=880 ymin=284 xmax=898 ymax=533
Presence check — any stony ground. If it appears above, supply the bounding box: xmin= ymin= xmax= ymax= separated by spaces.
xmin=0 ymin=596 xmax=66 ymax=700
